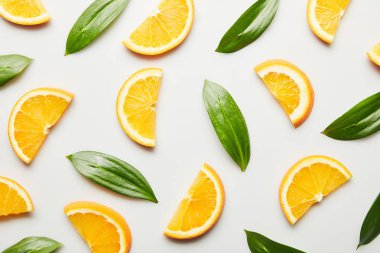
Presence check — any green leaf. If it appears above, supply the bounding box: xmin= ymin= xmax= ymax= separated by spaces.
xmin=245 ymin=230 xmax=306 ymax=253
xmin=65 ymin=0 xmax=130 ymax=55
xmin=203 ymin=80 xmax=251 ymax=171
xmin=67 ymin=151 xmax=158 ymax=203
xmin=322 ymin=92 xmax=380 ymax=140
xmin=357 ymin=193 xmax=380 ymax=248
xmin=0 ymin=54 xmax=32 ymax=87
xmin=2 ymin=236 xmax=62 ymax=253
xmin=216 ymin=0 xmax=279 ymax=53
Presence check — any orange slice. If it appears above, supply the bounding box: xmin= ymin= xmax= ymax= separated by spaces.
xmin=255 ymin=59 xmax=314 ymax=128
xmin=123 ymin=0 xmax=194 ymax=55
xmin=164 ymin=164 xmax=225 ymax=239
xmin=368 ymin=42 xmax=380 ymax=67
xmin=280 ymin=155 xmax=352 ymax=225
xmin=116 ymin=68 xmax=162 ymax=147
xmin=8 ymin=88 xmax=73 ymax=164
xmin=307 ymin=0 xmax=350 ymax=44
xmin=0 ymin=0 xmax=50 ymax=25
xmin=64 ymin=201 xmax=132 ymax=253
xmin=0 ymin=176 xmax=33 ymax=216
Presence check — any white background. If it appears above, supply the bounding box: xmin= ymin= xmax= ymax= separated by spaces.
xmin=0 ymin=0 xmax=379 ymax=252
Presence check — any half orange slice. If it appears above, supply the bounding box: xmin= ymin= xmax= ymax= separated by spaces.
xmin=0 ymin=176 xmax=33 ymax=216
xmin=65 ymin=201 xmax=132 ymax=253
xmin=0 ymin=0 xmax=50 ymax=25
xmin=307 ymin=0 xmax=350 ymax=44
xmin=116 ymin=68 xmax=162 ymax=147
xmin=255 ymin=59 xmax=314 ymax=128
xmin=8 ymin=88 xmax=73 ymax=164
xmin=123 ymin=0 xmax=194 ymax=55
xmin=164 ymin=164 xmax=225 ymax=239
xmin=368 ymin=42 xmax=380 ymax=67
xmin=280 ymin=155 xmax=352 ymax=225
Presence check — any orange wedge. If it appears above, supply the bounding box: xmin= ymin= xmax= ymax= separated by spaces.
xmin=0 ymin=176 xmax=33 ymax=216
xmin=280 ymin=155 xmax=352 ymax=225
xmin=8 ymin=88 xmax=73 ymax=164
xmin=0 ymin=0 xmax=50 ymax=25
xmin=368 ymin=42 xmax=380 ymax=67
xmin=64 ymin=201 xmax=132 ymax=253
xmin=123 ymin=0 xmax=194 ymax=55
xmin=255 ymin=59 xmax=314 ymax=128
xmin=307 ymin=0 xmax=350 ymax=44
xmin=164 ymin=164 xmax=225 ymax=239
xmin=116 ymin=68 xmax=162 ymax=147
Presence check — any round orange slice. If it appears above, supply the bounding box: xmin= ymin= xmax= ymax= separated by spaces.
xmin=64 ymin=201 xmax=132 ymax=253
xmin=368 ymin=42 xmax=380 ymax=67
xmin=279 ymin=155 xmax=352 ymax=225
xmin=307 ymin=0 xmax=350 ymax=44
xmin=116 ymin=68 xmax=162 ymax=147
xmin=255 ymin=60 xmax=314 ymax=128
xmin=164 ymin=163 xmax=225 ymax=239
xmin=0 ymin=176 xmax=33 ymax=216
xmin=0 ymin=0 xmax=50 ymax=25
xmin=123 ymin=0 xmax=194 ymax=55
xmin=8 ymin=88 xmax=73 ymax=164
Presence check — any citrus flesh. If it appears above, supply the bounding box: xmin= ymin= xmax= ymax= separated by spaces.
xmin=8 ymin=88 xmax=73 ymax=164
xmin=116 ymin=68 xmax=162 ymax=147
xmin=123 ymin=0 xmax=194 ymax=55
xmin=0 ymin=176 xmax=33 ymax=216
xmin=0 ymin=0 xmax=50 ymax=25
xmin=64 ymin=201 xmax=132 ymax=253
xmin=164 ymin=164 xmax=225 ymax=239
xmin=307 ymin=0 xmax=350 ymax=43
xmin=255 ymin=59 xmax=314 ymax=128
xmin=280 ymin=155 xmax=352 ymax=225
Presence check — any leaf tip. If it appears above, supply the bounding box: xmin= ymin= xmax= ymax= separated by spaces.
xmin=150 ymin=194 xmax=159 ymax=203
xmin=240 ymin=165 xmax=247 ymax=172
xmin=215 ymin=40 xmax=233 ymax=53
xmin=215 ymin=46 xmax=223 ymax=53
xmin=215 ymin=45 xmax=230 ymax=53
xmin=357 ymin=242 xmax=364 ymax=250
xmin=321 ymin=129 xmax=328 ymax=135
xmin=64 ymin=47 xmax=73 ymax=56
xmin=239 ymin=160 xmax=249 ymax=172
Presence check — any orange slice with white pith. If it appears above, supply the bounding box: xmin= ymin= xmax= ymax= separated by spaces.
xmin=307 ymin=0 xmax=350 ymax=44
xmin=8 ymin=88 xmax=73 ymax=164
xmin=64 ymin=201 xmax=132 ymax=253
xmin=116 ymin=68 xmax=162 ymax=147
xmin=368 ymin=42 xmax=380 ymax=67
xmin=123 ymin=0 xmax=194 ymax=55
xmin=0 ymin=176 xmax=33 ymax=216
xmin=0 ymin=0 xmax=50 ymax=25
xmin=164 ymin=164 xmax=225 ymax=239
xmin=255 ymin=59 xmax=314 ymax=128
xmin=280 ymin=155 xmax=352 ymax=225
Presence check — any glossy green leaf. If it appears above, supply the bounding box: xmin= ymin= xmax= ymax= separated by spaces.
xmin=322 ymin=92 xmax=380 ymax=140
xmin=203 ymin=80 xmax=251 ymax=171
xmin=358 ymin=193 xmax=380 ymax=248
xmin=2 ymin=236 xmax=62 ymax=253
xmin=245 ymin=230 xmax=306 ymax=253
xmin=67 ymin=151 xmax=158 ymax=203
xmin=65 ymin=0 xmax=130 ymax=55
xmin=216 ymin=0 xmax=279 ymax=53
xmin=0 ymin=54 xmax=32 ymax=86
